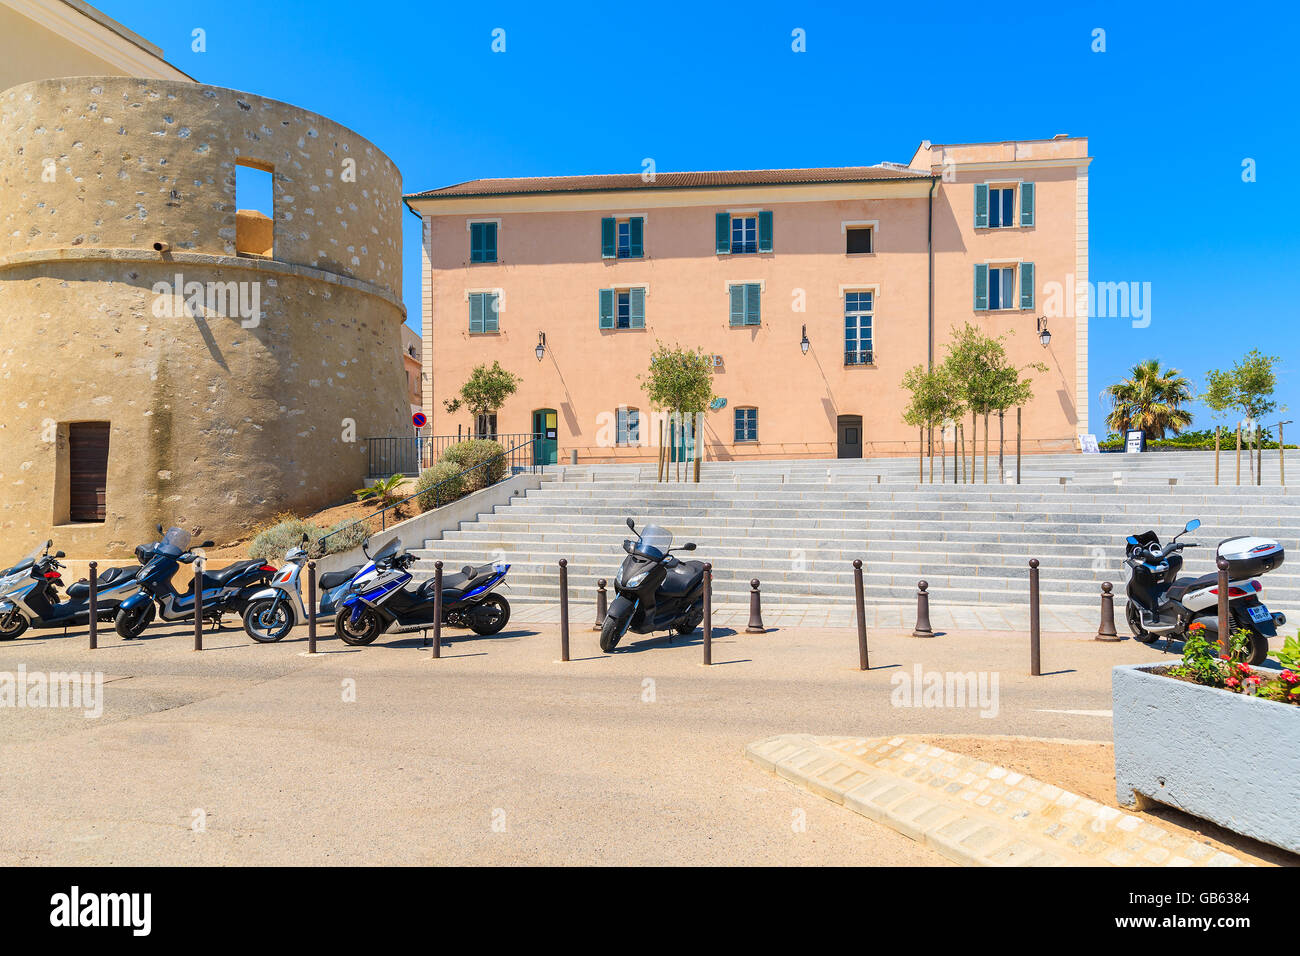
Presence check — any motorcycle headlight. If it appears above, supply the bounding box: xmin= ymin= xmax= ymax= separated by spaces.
xmin=624 ymin=571 xmax=648 ymax=589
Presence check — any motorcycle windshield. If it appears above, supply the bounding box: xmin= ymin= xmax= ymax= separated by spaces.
xmin=632 ymin=525 xmax=673 ymax=560
xmin=157 ymin=527 xmax=191 ymax=557
xmin=5 ymin=543 xmax=46 ymax=572
xmin=372 ymin=538 xmax=402 ymax=564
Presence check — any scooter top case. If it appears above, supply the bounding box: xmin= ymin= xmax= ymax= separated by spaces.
xmin=1218 ymin=536 xmax=1284 ymax=578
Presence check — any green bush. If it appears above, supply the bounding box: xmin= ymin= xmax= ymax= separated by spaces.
xmin=415 ymin=461 xmax=468 ymax=512
xmin=321 ymin=519 xmax=369 ymax=554
xmin=249 ymin=517 xmax=322 ymax=563
xmin=439 ymin=439 xmax=506 ymax=492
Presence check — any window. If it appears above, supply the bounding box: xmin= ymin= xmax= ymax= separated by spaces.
xmin=475 ymin=413 xmax=498 ymax=438
xmin=470 ymin=221 xmax=498 ymax=263
xmin=616 ymin=407 xmax=640 ymax=447
xmin=846 ymin=226 xmax=873 ymax=254
xmin=235 ymin=160 xmax=274 ymax=257
xmin=601 ymin=216 xmax=644 ymax=258
xmin=599 ymin=287 xmax=645 ymax=329
xmin=728 ymin=283 xmax=761 ymax=326
xmin=715 ymin=211 xmax=773 ymax=253
xmin=67 ymin=422 xmax=110 ymax=523
xmin=734 ymin=407 xmax=758 ymax=443
xmin=468 ymin=291 xmax=500 ymax=332
xmin=988 ymin=266 xmax=1016 ymax=309
xmin=988 ymin=187 xmax=1015 ymax=228
xmin=974 ymin=262 xmax=1035 ymax=311
xmin=975 ymin=182 xmax=1036 ymax=229
xmin=844 ymin=291 xmax=874 ymax=365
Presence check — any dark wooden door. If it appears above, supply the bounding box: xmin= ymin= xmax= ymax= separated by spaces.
xmin=837 ymin=415 xmax=863 ymax=459
xmin=69 ymin=423 xmax=110 ymax=522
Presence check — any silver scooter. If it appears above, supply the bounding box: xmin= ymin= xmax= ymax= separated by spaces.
xmin=241 ymin=535 xmax=364 ymax=643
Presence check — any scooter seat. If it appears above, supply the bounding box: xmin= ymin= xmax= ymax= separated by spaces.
xmin=201 ymin=559 xmax=264 ymax=586
xmin=1166 ymin=572 xmax=1219 ymax=604
xmin=65 ymin=565 xmax=136 ymax=598
xmin=660 ymin=560 xmax=705 ymax=596
xmin=319 ymin=565 xmax=362 ymax=589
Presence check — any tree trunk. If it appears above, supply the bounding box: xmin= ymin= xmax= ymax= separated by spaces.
xmin=970 ymin=412 xmax=977 ymax=484
xmin=1016 ymin=407 xmax=1022 ymax=485
xmin=928 ymin=426 xmax=934 ymax=483
xmin=998 ymin=411 xmax=1005 ymax=483
xmin=918 ymin=425 xmax=924 ymax=482
xmin=983 ymin=412 xmax=990 ymax=484
xmin=1214 ymin=425 xmax=1220 ymax=485
xmin=940 ymin=427 xmax=946 ymax=484
xmin=693 ymin=412 xmax=703 ymax=484
xmin=959 ymin=425 xmax=966 ymax=483
xmin=1236 ymin=425 xmax=1242 ymax=485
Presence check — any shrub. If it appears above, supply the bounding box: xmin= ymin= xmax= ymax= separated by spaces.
xmin=439 ymin=439 xmax=506 ymax=492
xmin=415 ymin=461 xmax=468 ymax=512
xmin=321 ymin=519 xmax=370 ymax=554
xmin=249 ymin=517 xmax=322 ymax=563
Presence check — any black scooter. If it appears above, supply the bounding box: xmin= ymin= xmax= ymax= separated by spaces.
xmin=600 ymin=519 xmax=706 ymax=652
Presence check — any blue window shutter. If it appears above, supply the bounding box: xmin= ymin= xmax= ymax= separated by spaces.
xmin=470 ymin=224 xmax=484 ymax=262
xmin=973 ymin=264 xmax=989 ymax=310
xmin=729 ymin=284 xmax=745 ymax=326
xmin=601 ymin=217 xmax=616 ymax=258
xmin=629 ymin=287 xmax=645 ymax=328
xmin=629 ymin=217 xmax=644 ymax=258
xmin=745 ymin=283 xmax=761 ymax=325
xmin=758 ymin=210 xmax=773 ymax=252
xmin=1019 ymin=262 xmax=1035 ymax=310
xmin=733 ymin=409 xmax=743 ymax=442
xmin=974 ymin=184 xmax=989 ymax=229
xmin=1019 ymin=182 xmax=1035 ymax=227
xmin=715 ymin=213 xmax=731 ymax=254
xmin=484 ymin=293 xmax=500 ymax=331
xmin=469 ymin=293 xmax=484 ymax=332
xmin=484 ymin=223 xmax=497 ymax=261
xmin=599 ymin=289 xmax=615 ymax=329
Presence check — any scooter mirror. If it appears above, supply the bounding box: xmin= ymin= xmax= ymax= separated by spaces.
xmin=626 ymin=517 xmax=636 ymax=532
xmin=55 ymin=551 xmax=66 ymax=558
xmin=361 ymin=539 xmax=371 ymax=558
xmin=200 ymin=541 xmax=215 ymax=549
xmin=46 ymin=539 xmax=53 ymax=549
xmin=301 ymin=533 xmax=309 ymax=546
xmin=1184 ymin=519 xmax=1201 ymax=533
xmin=682 ymin=542 xmax=696 ymax=551
xmin=157 ymin=524 xmax=164 ymax=535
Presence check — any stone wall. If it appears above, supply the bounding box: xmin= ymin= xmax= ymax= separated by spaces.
xmin=0 ymin=76 xmax=410 ymax=558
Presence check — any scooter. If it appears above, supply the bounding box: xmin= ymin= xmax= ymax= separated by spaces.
xmin=0 ymin=541 xmax=139 ymax=640
xmin=1124 ymin=518 xmax=1286 ymax=664
xmin=241 ymin=535 xmax=367 ymax=643
xmin=114 ymin=526 xmax=275 ymax=639
xmin=335 ymin=537 xmax=511 ymax=646
xmin=599 ymin=518 xmax=705 ymax=652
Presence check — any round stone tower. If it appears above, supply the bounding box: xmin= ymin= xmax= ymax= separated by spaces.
xmin=0 ymin=76 xmax=410 ymax=556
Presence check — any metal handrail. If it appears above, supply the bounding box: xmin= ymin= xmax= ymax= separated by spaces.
xmin=367 ymin=432 xmax=541 ymax=477
xmin=321 ymin=436 xmax=543 ymax=549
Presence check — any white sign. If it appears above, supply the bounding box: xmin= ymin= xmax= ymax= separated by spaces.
xmin=1079 ymin=434 xmax=1100 ymax=454
xmin=1125 ymin=429 xmax=1145 ymax=454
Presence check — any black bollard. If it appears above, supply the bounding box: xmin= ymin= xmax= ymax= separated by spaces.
xmin=1216 ymin=556 xmax=1230 ymax=658
xmin=432 ymin=561 xmax=443 ymax=659
xmin=702 ymin=563 xmax=713 ymax=665
xmin=1096 ymin=582 xmax=1119 ymax=641
xmin=853 ymin=559 xmax=869 ymax=670
xmin=912 ymin=580 xmax=934 ymax=637
xmin=193 ymin=560 xmax=204 ymax=652
xmin=1028 ymin=558 xmax=1041 ymax=675
xmin=745 ymin=578 xmax=766 ymax=634
xmin=559 ymin=559 xmax=569 ymax=662
xmin=592 ymin=578 xmax=607 ymax=631
xmin=306 ymin=560 xmax=317 ymax=654
xmin=87 ymin=561 xmax=98 ymax=650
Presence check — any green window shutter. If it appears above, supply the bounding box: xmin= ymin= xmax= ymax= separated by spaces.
xmin=485 ymin=293 xmax=500 ymax=331
xmin=629 ymin=287 xmax=645 ymax=328
xmin=729 ymin=284 xmax=745 ymax=326
xmin=470 ymin=224 xmax=484 ymax=262
xmin=601 ymin=217 xmax=616 ymax=258
xmin=1019 ymin=262 xmax=1035 ymax=310
xmin=599 ymin=288 xmax=615 ymax=329
xmin=484 ymin=222 xmax=497 ymax=261
xmin=973 ymin=264 xmax=989 ymax=311
xmin=745 ymin=283 xmax=761 ymax=325
xmin=1019 ymin=182 xmax=1035 ymax=227
xmin=715 ymin=212 xmax=731 ymax=254
xmin=758 ymin=210 xmax=773 ymax=252
xmin=469 ymin=293 xmax=484 ymax=332
xmin=629 ymin=217 xmax=644 ymax=258
xmin=974 ymin=183 xmax=989 ymax=229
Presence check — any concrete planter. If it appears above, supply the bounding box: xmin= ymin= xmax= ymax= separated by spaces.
xmin=1113 ymin=662 xmax=1300 ymax=853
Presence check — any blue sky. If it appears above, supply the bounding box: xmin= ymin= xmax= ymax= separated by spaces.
xmin=99 ymin=0 xmax=1298 ymax=435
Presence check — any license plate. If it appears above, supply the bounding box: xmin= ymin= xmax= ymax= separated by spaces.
xmin=1248 ymin=605 xmax=1271 ymax=623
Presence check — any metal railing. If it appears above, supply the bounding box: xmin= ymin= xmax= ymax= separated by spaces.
xmin=324 ymin=436 xmax=544 ymax=548
xmin=844 ymin=348 xmax=874 ymax=366
xmin=367 ymin=432 xmax=542 ymax=478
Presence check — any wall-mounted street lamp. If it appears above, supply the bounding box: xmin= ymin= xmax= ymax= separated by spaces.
xmin=1036 ymin=316 xmax=1051 ymax=348
xmin=800 ymin=324 xmax=810 ymax=355
xmin=535 ymin=331 xmax=546 ymax=361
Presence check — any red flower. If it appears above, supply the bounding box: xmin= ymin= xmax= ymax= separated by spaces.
xmin=1226 ymin=677 xmax=1240 ymax=688
xmin=1281 ymin=670 xmax=1299 ymax=685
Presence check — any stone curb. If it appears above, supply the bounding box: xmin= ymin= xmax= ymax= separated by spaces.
xmin=746 ymin=734 xmax=1251 ymax=867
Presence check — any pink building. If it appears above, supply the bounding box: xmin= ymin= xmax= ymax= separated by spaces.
xmin=404 ymin=136 xmax=1091 ymax=463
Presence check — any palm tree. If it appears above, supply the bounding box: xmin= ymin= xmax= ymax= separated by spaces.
xmin=1102 ymin=359 xmax=1194 ymax=439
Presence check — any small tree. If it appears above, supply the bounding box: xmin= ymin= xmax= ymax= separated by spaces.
xmin=640 ymin=342 xmax=715 ymax=482
xmin=902 ymin=365 xmax=952 ymax=482
xmin=1102 ymin=359 xmax=1194 ymax=439
xmin=1204 ymin=349 xmax=1282 ymax=483
xmin=442 ymin=361 xmax=521 ymax=435
xmin=943 ymin=323 xmax=1005 ymax=483
xmin=989 ymin=341 xmax=1048 ymax=483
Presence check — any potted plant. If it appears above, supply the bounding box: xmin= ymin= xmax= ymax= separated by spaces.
xmin=1112 ymin=625 xmax=1300 ymax=853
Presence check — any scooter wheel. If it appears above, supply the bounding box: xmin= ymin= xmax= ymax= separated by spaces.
xmin=0 ymin=612 xmax=28 ymax=641
xmin=467 ymin=594 xmax=510 ymax=636
xmin=115 ymin=602 xmax=155 ymax=639
xmin=335 ymin=607 xmax=382 ymax=646
xmin=1243 ymin=631 xmax=1269 ymax=666
xmin=600 ymin=611 xmax=630 ymax=653
xmin=1125 ymin=603 xmax=1157 ymax=643
xmin=242 ymin=599 xmax=296 ymax=643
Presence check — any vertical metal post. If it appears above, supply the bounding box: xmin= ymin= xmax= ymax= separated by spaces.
xmin=1280 ymin=422 xmax=1287 ymax=487
xmin=1236 ymin=425 xmax=1242 ymax=486
xmin=592 ymin=579 xmax=607 ymax=630
xmin=853 ymin=559 xmax=869 ymax=670
xmin=912 ymin=580 xmax=933 ymax=637
xmin=432 ymin=561 xmax=443 ymax=659
xmin=1214 ymin=426 xmax=1221 ymax=485
xmin=745 ymin=579 xmax=766 ymax=633
xmin=1096 ymin=582 xmax=1119 ymax=641
xmin=87 ymin=561 xmax=98 ymax=650
xmin=558 ymin=559 xmax=569 ymax=662
xmin=193 ymin=560 xmax=204 ymax=652
xmin=1028 ymin=558 xmax=1041 ymax=676
xmin=306 ymin=560 xmax=317 ymax=654
xmin=1016 ymin=407 xmax=1022 ymax=485
xmin=702 ymin=563 xmax=713 ymax=665
xmin=1217 ymin=556 xmax=1231 ymax=658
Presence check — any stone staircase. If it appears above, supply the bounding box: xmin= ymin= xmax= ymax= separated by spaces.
xmin=410 ymin=452 xmax=1299 ymax=615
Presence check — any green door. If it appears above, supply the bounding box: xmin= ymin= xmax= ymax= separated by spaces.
xmin=669 ymin=417 xmax=695 ymax=463
xmin=532 ymin=408 xmax=558 ymax=465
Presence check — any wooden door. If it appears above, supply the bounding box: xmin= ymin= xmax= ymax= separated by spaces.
xmin=69 ymin=423 xmax=110 ymax=522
